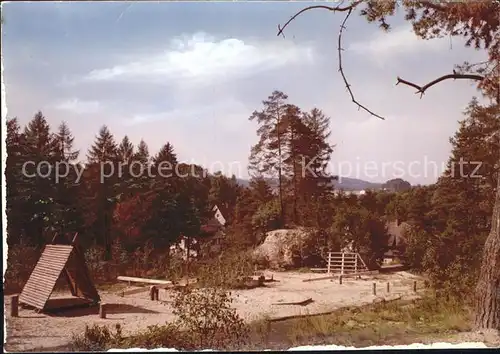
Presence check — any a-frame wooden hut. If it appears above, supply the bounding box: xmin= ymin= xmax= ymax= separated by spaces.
xmin=19 ymin=233 xmax=100 ymax=311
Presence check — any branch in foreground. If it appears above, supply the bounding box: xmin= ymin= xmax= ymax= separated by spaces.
xmin=338 ymin=9 xmax=385 ymax=120
xmin=277 ymin=1 xmax=385 ymax=120
xmin=277 ymin=1 xmax=363 ymax=38
xmin=396 ymin=73 xmax=485 ymax=98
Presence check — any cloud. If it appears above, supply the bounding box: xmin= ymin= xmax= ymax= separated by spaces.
xmin=82 ymin=32 xmax=315 ymax=85
xmin=53 ymin=98 xmax=101 ymax=114
xmin=348 ymin=25 xmax=448 ymax=59
xmin=125 ymin=96 xmax=251 ymax=127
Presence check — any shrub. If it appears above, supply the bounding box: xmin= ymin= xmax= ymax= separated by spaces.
xmin=194 ymin=250 xmax=255 ymax=289
xmin=71 ymin=287 xmax=249 ymax=351
xmin=124 ymin=324 xmax=183 ymax=349
xmin=171 ymin=286 xmax=249 ymax=349
xmin=71 ymin=324 xmax=123 ymax=351
xmin=4 ymin=243 xmax=41 ymax=294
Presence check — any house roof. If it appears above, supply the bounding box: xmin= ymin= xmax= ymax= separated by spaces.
xmin=211 ymin=204 xmax=228 ymax=226
xmin=212 ymin=204 xmax=229 ymax=218
xmin=200 ymin=205 xmax=228 ymax=235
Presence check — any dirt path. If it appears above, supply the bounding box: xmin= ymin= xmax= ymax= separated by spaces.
xmin=5 ymin=271 xmax=423 ymax=352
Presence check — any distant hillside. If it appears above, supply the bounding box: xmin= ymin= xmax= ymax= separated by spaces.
xmin=236 ymin=177 xmax=386 ymax=192
xmin=382 ymin=178 xmax=412 ymax=192
xmin=333 ymin=177 xmax=383 ymax=191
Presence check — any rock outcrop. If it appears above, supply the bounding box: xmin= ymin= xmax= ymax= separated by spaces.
xmin=252 ymin=228 xmax=321 ymax=269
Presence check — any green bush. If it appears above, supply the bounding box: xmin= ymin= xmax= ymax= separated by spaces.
xmin=193 ymin=250 xmax=255 ymax=289
xmin=171 ymin=286 xmax=249 ymax=349
xmin=71 ymin=324 xmax=124 ymax=351
xmin=124 ymin=324 xmax=183 ymax=349
xmin=71 ymin=286 xmax=249 ymax=351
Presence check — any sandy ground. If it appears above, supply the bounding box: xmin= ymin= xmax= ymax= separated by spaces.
xmin=5 ymin=271 xmax=423 ymax=352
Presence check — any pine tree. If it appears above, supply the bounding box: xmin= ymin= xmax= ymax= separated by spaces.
xmin=52 ymin=121 xmax=83 ymax=238
xmin=54 ymin=121 xmax=79 ymax=162
xmin=130 ymin=139 xmax=151 ymax=194
xmin=301 ymin=108 xmax=335 ymax=197
xmin=118 ymin=135 xmax=134 ymax=165
xmin=249 ymin=90 xmax=290 ymax=226
xmin=153 ymin=142 xmax=178 ymax=170
xmin=87 ymin=125 xmax=118 ymax=164
xmin=144 ymin=143 xmax=183 ymax=247
xmin=84 ymin=125 xmax=119 ymax=259
xmin=6 ymin=118 xmax=26 ymax=245
xmin=283 ymin=107 xmax=336 ymax=225
xmin=116 ymin=136 xmax=135 ymax=199
xmin=134 ymin=139 xmax=150 ymax=164
xmin=282 ymin=104 xmax=304 ymax=224
xmin=21 ymin=112 xmax=59 ymax=246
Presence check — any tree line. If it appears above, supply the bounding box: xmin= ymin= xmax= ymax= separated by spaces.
xmin=4 ymin=91 xmax=343 ymax=258
xmin=5 ymin=92 xmax=498 ymax=306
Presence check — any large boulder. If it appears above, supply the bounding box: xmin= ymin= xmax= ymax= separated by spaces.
xmin=252 ymin=228 xmax=321 ymax=269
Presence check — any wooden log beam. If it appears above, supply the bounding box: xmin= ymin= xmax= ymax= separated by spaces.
xmin=117 ymin=276 xmax=172 ymax=285
xmin=118 ymin=287 xmax=151 ymax=297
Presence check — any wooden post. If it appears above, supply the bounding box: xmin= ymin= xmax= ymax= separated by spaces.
xmin=51 ymin=233 xmax=59 ymax=244
xmin=386 ymin=282 xmax=390 ymax=293
xmin=339 ymin=275 xmax=343 ymax=285
xmin=373 ymin=282 xmax=376 ymax=295
xmin=341 ymin=252 xmax=345 ymax=275
xmin=354 ymin=253 xmax=358 ymax=274
xmin=150 ymin=286 xmax=157 ymax=301
xmin=266 ymin=319 xmax=271 ymax=343
xmin=99 ymin=303 xmax=106 ymax=319
xmin=71 ymin=232 xmax=79 ymax=245
xmin=155 ymin=287 xmax=160 ymax=301
xmin=327 ymin=252 xmax=331 ymax=275
xmin=10 ymin=295 xmax=19 ymax=317
xmin=413 ymin=280 xmax=417 ymax=292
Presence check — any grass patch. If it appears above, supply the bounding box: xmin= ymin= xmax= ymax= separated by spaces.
xmin=242 ymin=293 xmax=472 ymax=350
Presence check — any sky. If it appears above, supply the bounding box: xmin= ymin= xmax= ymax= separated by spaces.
xmin=1 ymin=1 xmax=489 ymax=185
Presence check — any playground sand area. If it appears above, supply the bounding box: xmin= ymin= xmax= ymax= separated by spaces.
xmin=5 ymin=270 xmax=423 ymax=352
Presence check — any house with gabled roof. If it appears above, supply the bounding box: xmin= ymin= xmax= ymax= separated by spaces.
xmin=172 ymin=204 xmax=228 ymax=260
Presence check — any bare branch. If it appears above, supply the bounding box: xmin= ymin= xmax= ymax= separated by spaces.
xmin=277 ymin=0 xmax=384 ymax=120
xmin=277 ymin=0 xmax=364 ymax=38
xmin=396 ymin=73 xmax=485 ymax=97
xmin=338 ymin=9 xmax=385 ymax=120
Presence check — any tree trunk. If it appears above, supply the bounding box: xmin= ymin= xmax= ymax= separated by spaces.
xmin=277 ymin=115 xmax=285 ymax=227
xmin=474 ymin=158 xmax=500 ymax=330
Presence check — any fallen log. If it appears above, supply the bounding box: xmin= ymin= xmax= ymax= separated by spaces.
xmin=268 ymin=294 xmax=410 ymax=323
xmin=303 ymin=275 xmax=336 ymax=282
xmin=272 ymin=298 xmax=313 ymax=306
xmin=303 ymin=270 xmax=379 ymax=282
